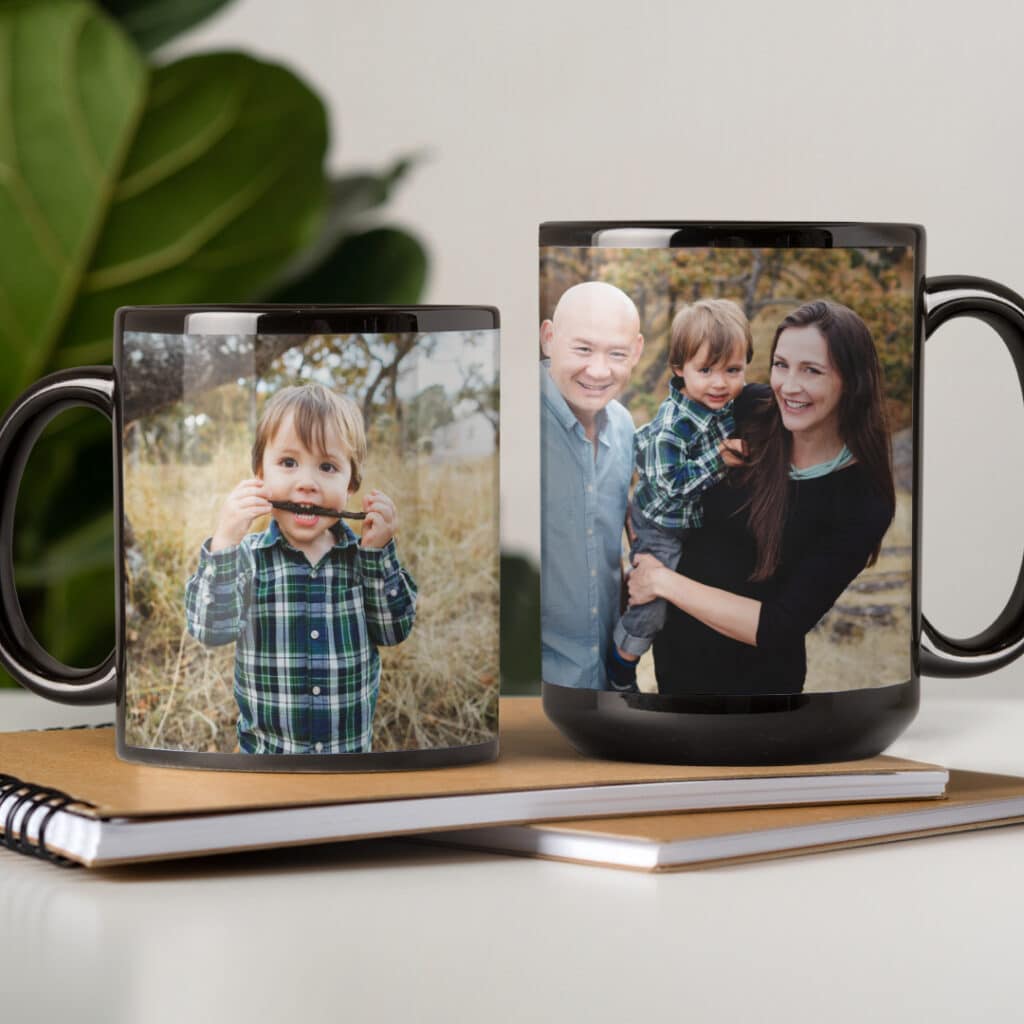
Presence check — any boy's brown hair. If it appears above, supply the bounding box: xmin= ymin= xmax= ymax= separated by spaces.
xmin=669 ymin=298 xmax=754 ymax=372
xmin=251 ymin=383 xmax=367 ymax=490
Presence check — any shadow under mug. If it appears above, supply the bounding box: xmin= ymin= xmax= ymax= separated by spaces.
xmin=538 ymin=222 xmax=1024 ymax=764
xmin=0 ymin=304 xmax=501 ymax=771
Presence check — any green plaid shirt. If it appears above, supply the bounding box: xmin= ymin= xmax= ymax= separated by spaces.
xmin=185 ymin=520 xmax=417 ymax=754
xmin=633 ymin=377 xmax=735 ymax=531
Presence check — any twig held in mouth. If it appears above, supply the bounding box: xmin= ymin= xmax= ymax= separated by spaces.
xmin=270 ymin=500 xmax=367 ymax=520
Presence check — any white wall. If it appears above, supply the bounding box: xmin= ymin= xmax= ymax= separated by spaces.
xmin=180 ymin=0 xmax=1024 ymax=669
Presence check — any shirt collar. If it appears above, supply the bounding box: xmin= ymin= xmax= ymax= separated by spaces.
xmin=540 ymin=360 xmax=612 ymax=446
xmin=669 ymin=375 xmax=734 ymax=427
xmin=251 ymin=518 xmax=359 ymax=552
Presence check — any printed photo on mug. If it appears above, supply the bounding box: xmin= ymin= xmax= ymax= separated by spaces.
xmin=121 ymin=326 xmax=499 ymax=756
xmin=539 ymin=242 xmax=914 ymax=697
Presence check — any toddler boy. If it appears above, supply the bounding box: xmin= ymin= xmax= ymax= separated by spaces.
xmin=185 ymin=382 xmax=417 ymax=754
xmin=606 ymin=299 xmax=752 ymax=690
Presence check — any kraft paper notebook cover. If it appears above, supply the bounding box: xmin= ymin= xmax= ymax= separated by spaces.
xmin=0 ymin=697 xmax=946 ymax=867
xmin=431 ymin=770 xmax=1024 ymax=872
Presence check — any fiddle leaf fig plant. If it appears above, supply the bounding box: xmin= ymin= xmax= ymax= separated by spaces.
xmin=96 ymin=0 xmax=234 ymax=52
xmin=0 ymin=0 xmax=428 ymax=678
xmin=2 ymin=9 xmax=329 ymax=386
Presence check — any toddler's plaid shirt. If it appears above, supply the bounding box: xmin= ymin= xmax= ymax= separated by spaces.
xmin=185 ymin=520 xmax=417 ymax=754
xmin=632 ymin=377 xmax=736 ymax=531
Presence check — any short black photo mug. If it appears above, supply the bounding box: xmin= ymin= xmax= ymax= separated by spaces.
xmin=0 ymin=305 xmax=501 ymax=771
xmin=538 ymin=222 xmax=1024 ymax=763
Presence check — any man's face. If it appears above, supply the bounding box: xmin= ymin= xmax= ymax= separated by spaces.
xmin=542 ymin=299 xmax=642 ymax=422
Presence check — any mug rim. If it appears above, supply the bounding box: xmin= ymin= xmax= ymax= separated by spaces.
xmin=539 ymin=221 xmax=924 ymax=249
xmin=116 ymin=304 xmax=500 ymax=336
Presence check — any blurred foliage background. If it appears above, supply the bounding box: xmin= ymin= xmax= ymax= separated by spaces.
xmin=0 ymin=0 xmax=541 ymax=695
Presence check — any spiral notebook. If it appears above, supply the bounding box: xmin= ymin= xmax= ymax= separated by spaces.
xmin=0 ymin=697 xmax=947 ymax=868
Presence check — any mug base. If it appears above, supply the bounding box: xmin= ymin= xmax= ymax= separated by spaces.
xmin=542 ymin=680 xmax=919 ymax=765
xmin=116 ymin=735 xmax=500 ymax=772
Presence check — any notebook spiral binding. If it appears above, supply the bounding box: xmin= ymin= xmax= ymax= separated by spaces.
xmin=0 ymin=774 xmax=80 ymax=867
xmin=0 ymin=724 xmax=110 ymax=868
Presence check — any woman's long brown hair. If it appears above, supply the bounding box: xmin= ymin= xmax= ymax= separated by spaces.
xmin=736 ymin=301 xmax=896 ymax=581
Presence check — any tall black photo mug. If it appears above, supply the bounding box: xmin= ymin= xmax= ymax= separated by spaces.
xmin=538 ymin=222 xmax=1024 ymax=763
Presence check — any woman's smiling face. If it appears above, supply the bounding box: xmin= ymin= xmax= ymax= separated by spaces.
xmin=771 ymin=324 xmax=843 ymax=437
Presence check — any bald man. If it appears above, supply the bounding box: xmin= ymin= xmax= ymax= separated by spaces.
xmin=540 ymin=281 xmax=645 ymax=689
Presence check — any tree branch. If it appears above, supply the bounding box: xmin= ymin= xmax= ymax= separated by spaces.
xmin=122 ymin=333 xmax=307 ymax=422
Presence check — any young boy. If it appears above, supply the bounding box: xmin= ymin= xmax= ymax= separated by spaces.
xmin=185 ymin=382 xmax=417 ymax=754
xmin=606 ymin=299 xmax=752 ymax=691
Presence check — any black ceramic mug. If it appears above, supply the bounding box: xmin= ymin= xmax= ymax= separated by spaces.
xmin=0 ymin=305 xmax=500 ymax=770
xmin=538 ymin=222 xmax=1024 ymax=764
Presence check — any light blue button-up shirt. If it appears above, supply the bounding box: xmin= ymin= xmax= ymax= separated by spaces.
xmin=540 ymin=362 xmax=635 ymax=689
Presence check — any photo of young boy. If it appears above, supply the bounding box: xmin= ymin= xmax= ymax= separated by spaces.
xmin=121 ymin=326 xmax=498 ymax=759
xmin=184 ymin=383 xmax=417 ymax=754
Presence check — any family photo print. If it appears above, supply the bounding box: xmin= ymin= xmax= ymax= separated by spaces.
xmin=539 ymin=232 xmax=914 ymax=700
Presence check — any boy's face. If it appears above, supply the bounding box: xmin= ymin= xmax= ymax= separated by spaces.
xmin=674 ymin=340 xmax=747 ymax=411
xmin=259 ymin=411 xmax=355 ymax=556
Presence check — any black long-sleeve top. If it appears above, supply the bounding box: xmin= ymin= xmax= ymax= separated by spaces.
xmin=653 ymin=391 xmax=893 ymax=696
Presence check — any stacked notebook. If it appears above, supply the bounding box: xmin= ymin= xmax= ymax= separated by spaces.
xmin=2 ymin=697 xmax=1022 ymax=871
xmin=430 ymin=770 xmax=1024 ymax=871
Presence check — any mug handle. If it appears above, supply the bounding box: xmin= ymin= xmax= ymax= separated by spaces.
xmin=921 ymin=275 xmax=1024 ymax=677
xmin=0 ymin=367 xmax=117 ymax=704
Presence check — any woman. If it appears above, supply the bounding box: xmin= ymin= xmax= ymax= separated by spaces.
xmin=630 ymin=300 xmax=896 ymax=695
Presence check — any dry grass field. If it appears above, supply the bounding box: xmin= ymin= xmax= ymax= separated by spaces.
xmin=123 ymin=434 xmax=499 ymax=753
xmin=803 ymin=487 xmax=912 ymax=691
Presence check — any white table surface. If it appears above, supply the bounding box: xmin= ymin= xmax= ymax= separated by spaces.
xmin=3 ymin=674 xmax=1023 ymax=1024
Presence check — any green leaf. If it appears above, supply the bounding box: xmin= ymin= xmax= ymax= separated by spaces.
xmin=39 ymin=564 xmax=116 ymax=666
xmin=52 ymin=50 xmax=329 ymax=373
xmin=0 ymin=1 xmax=329 ymax=406
xmin=327 ymin=157 xmax=419 ymax=225
xmin=97 ymin=0 xmax=235 ymax=53
xmin=0 ymin=0 xmax=146 ymax=403
xmin=268 ymin=157 xmax=421 ymax=293
xmin=268 ymin=227 xmax=428 ymax=304
xmin=15 ymin=511 xmax=113 ymax=585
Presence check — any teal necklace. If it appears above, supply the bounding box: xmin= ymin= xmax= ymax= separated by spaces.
xmin=789 ymin=445 xmax=853 ymax=480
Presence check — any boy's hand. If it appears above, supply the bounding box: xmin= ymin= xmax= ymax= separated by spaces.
xmin=720 ymin=438 xmax=748 ymax=468
xmin=360 ymin=490 xmax=398 ymax=549
xmin=211 ymin=479 xmax=272 ymax=552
